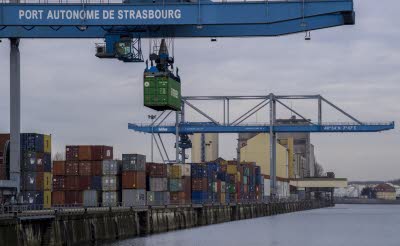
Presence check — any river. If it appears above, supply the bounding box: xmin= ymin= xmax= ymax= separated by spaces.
xmin=108 ymin=204 xmax=400 ymax=246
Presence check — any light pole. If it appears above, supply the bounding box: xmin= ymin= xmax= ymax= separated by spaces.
xmin=148 ymin=115 xmax=156 ymax=162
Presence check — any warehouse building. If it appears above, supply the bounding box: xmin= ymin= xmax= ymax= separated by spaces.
xmin=374 ymin=183 xmax=396 ymax=200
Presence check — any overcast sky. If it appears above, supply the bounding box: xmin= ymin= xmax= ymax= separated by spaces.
xmin=0 ymin=0 xmax=399 ymax=181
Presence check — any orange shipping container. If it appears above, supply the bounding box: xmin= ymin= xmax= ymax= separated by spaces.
xmin=53 ymin=161 xmax=65 ymax=176
xmin=78 ymin=146 xmax=92 ymax=161
xmin=91 ymin=161 xmax=102 ymax=176
xmin=122 ymin=171 xmax=146 ymax=189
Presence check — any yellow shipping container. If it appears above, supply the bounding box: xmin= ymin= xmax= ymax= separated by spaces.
xmin=44 ymin=135 xmax=51 ymax=153
xmin=43 ymin=191 xmax=51 ymax=209
xmin=220 ymin=193 xmax=226 ymax=204
xmin=44 ymin=172 xmax=52 ymax=190
xmin=227 ymin=164 xmax=237 ymax=174
xmin=170 ymin=165 xmax=182 ymax=178
xmin=237 ymin=172 xmax=241 ymax=182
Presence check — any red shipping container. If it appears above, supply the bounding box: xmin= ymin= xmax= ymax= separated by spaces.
xmin=91 ymin=146 xmax=113 ymax=161
xmin=146 ymin=163 xmax=167 ymax=178
xmin=217 ymin=180 xmax=221 ymax=193
xmin=0 ymin=164 xmax=6 ymax=180
xmin=53 ymin=176 xmax=66 ymax=191
xmin=65 ymin=161 xmax=79 ymax=176
xmin=66 ymin=146 xmax=79 ymax=161
xmin=65 ymin=191 xmax=82 ymax=205
xmin=53 ymin=161 xmax=65 ymax=176
xmin=52 ymin=191 xmax=65 ymax=205
xmin=78 ymin=146 xmax=92 ymax=161
xmin=78 ymin=161 xmax=92 ymax=176
xmin=79 ymin=176 xmax=92 ymax=190
xmin=0 ymin=134 xmax=10 ymax=151
xmin=182 ymin=177 xmax=191 ymax=194
xmin=65 ymin=176 xmax=80 ymax=190
xmin=122 ymin=171 xmax=146 ymax=189
xmin=170 ymin=191 xmax=190 ymax=205
xmin=192 ymin=178 xmax=207 ymax=191
xmin=91 ymin=161 xmax=102 ymax=176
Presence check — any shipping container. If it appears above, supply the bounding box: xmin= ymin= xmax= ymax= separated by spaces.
xmin=102 ymin=175 xmax=119 ymax=191
xmin=43 ymin=154 xmax=51 ymax=172
xmin=65 ymin=176 xmax=80 ymax=190
xmin=44 ymin=172 xmax=52 ymax=190
xmin=170 ymin=191 xmax=190 ymax=205
xmin=91 ymin=161 xmax=103 ymax=176
xmin=146 ymin=163 xmax=167 ymax=177
xmin=102 ymin=191 xmax=119 ymax=207
xmin=66 ymin=146 xmax=79 ymax=161
xmin=21 ymin=191 xmax=43 ymax=205
xmin=80 ymin=176 xmax=92 ymax=190
xmin=191 ymin=178 xmax=207 ymax=191
xmin=43 ymin=191 xmax=51 ymax=209
xmin=78 ymin=146 xmax=92 ymax=161
xmin=91 ymin=176 xmax=102 ymax=190
xmin=65 ymin=191 xmax=82 ymax=205
xmin=83 ymin=190 xmax=101 ymax=207
xmin=191 ymin=163 xmax=207 ymax=178
xmin=122 ymin=189 xmax=146 ymax=207
xmin=91 ymin=145 xmax=113 ymax=160
xmin=21 ymin=172 xmax=43 ymax=191
xmin=146 ymin=191 xmax=169 ymax=206
xmin=65 ymin=161 xmax=79 ymax=176
xmin=53 ymin=161 xmax=65 ymax=176
xmin=79 ymin=161 xmax=92 ymax=176
xmin=144 ymin=75 xmax=181 ymax=111
xmin=149 ymin=177 xmax=168 ymax=192
xmin=227 ymin=164 xmax=237 ymax=175
xmin=122 ymin=154 xmax=146 ymax=171
xmin=122 ymin=171 xmax=146 ymax=189
xmin=102 ymin=160 xmax=119 ymax=175
xmin=53 ymin=176 xmax=66 ymax=190
xmin=191 ymin=191 xmax=208 ymax=204
xmin=52 ymin=191 xmax=65 ymax=205
xmin=169 ymin=179 xmax=183 ymax=192
xmin=21 ymin=133 xmax=44 ymax=153
xmin=44 ymin=135 xmax=51 ymax=154
xmin=21 ymin=152 xmax=42 ymax=172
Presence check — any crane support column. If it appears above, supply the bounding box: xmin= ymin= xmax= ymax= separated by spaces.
xmin=269 ymin=94 xmax=277 ymax=198
xmin=175 ymin=111 xmax=180 ymax=163
xmin=10 ymin=38 xmax=21 ymax=195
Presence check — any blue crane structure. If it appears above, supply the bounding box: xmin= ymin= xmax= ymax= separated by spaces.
xmin=0 ymin=0 xmax=356 ymax=195
xmin=128 ymin=94 xmax=394 ymax=196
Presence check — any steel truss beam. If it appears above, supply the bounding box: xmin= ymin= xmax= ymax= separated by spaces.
xmin=0 ymin=1 xmax=354 ymax=38
xmin=129 ymin=93 xmax=395 ymax=197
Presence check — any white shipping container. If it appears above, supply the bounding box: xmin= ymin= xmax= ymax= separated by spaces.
xmin=102 ymin=160 xmax=119 ymax=175
xmin=102 ymin=191 xmax=119 ymax=207
xmin=83 ymin=190 xmax=100 ymax=207
xmin=149 ymin=178 xmax=168 ymax=192
xmin=102 ymin=175 xmax=119 ymax=191
xmin=263 ymin=178 xmax=270 ymax=197
xmin=122 ymin=189 xmax=146 ymax=207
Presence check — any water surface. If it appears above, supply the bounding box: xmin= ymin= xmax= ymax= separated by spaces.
xmin=109 ymin=204 xmax=400 ymax=246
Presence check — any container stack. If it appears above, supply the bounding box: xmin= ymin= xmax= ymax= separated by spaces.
xmin=226 ymin=162 xmax=238 ymax=203
xmin=121 ymin=154 xmax=146 ymax=207
xmin=20 ymin=133 xmax=52 ymax=208
xmin=0 ymin=134 xmax=10 ymax=180
xmin=255 ymin=166 xmax=264 ymax=201
xmin=53 ymin=145 xmax=115 ymax=206
xmin=191 ymin=163 xmax=208 ymax=204
xmin=216 ymin=164 xmax=229 ymax=204
xmin=146 ymin=163 xmax=169 ymax=206
xmin=169 ymin=164 xmax=191 ymax=205
xmin=206 ymin=163 xmax=219 ymax=203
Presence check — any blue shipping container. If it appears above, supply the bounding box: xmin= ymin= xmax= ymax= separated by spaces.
xmin=191 ymin=191 xmax=208 ymax=204
xmin=91 ymin=176 xmax=102 ymax=190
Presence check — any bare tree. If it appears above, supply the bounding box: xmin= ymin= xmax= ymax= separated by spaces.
xmin=314 ymin=162 xmax=324 ymax=177
xmin=53 ymin=152 xmax=65 ymax=161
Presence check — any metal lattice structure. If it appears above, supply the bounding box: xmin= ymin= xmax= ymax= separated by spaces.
xmin=128 ymin=94 xmax=395 ymax=197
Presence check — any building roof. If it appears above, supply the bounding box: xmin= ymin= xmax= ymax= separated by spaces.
xmin=374 ymin=183 xmax=396 ymax=193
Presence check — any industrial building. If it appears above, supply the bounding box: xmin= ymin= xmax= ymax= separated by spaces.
xmin=191 ymin=133 xmax=219 ymax=163
xmin=373 ymin=184 xmax=396 ymax=200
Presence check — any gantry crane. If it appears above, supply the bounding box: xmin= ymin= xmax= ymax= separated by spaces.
xmin=0 ymin=0 xmax=355 ymax=195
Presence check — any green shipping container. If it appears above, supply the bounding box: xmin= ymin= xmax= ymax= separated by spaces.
xmin=144 ymin=75 xmax=181 ymax=111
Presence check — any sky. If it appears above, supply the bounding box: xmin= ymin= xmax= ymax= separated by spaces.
xmin=0 ymin=0 xmax=399 ymax=181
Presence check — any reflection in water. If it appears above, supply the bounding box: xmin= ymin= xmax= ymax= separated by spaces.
xmin=108 ymin=205 xmax=400 ymax=246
